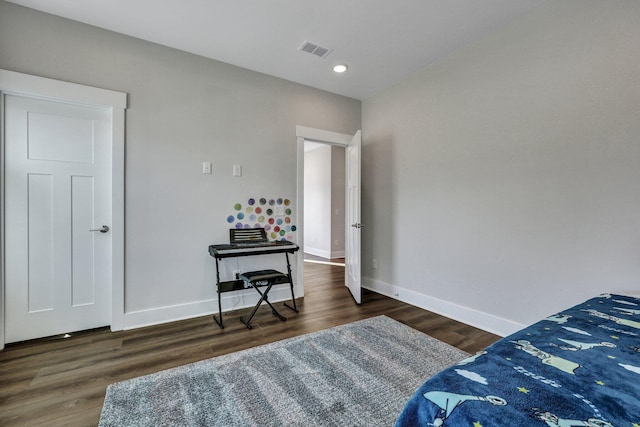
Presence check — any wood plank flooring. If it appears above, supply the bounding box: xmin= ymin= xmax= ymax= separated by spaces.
xmin=0 ymin=262 xmax=500 ymax=426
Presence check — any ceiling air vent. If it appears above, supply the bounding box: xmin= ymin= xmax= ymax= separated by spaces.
xmin=298 ymin=40 xmax=332 ymax=59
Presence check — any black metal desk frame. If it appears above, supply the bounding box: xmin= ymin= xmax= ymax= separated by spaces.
xmin=208 ymin=242 xmax=299 ymax=329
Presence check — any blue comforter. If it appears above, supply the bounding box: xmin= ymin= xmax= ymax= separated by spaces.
xmin=396 ymin=294 xmax=640 ymax=426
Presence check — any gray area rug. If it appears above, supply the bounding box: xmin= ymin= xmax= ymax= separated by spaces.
xmin=99 ymin=316 xmax=468 ymax=426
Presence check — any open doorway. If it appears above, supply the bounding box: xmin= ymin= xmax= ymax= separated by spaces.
xmin=295 ymin=126 xmax=362 ymax=304
xmin=303 ymin=141 xmax=346 ymax=268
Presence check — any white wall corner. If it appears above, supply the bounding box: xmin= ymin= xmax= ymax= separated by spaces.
xmin=362 ymin=276 xmax=525 ymax=337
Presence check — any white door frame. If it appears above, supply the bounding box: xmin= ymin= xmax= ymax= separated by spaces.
xmin=345 ymin=130 xmax=362 ymax=303
xmin=0 ymin=69 xmax=126 ymax=349
xmin=295 ymin=125 xmax=357 ymax=298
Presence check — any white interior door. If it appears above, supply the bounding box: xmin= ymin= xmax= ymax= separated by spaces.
xmin=4 ymin=94 xmax=112 ymax=343
xmin=345 ymin=130 xmax=362 ymax=303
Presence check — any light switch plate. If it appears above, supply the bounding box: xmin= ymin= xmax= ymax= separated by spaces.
xmin=233 ymin=164 xmax=242 ymax=177
xmin=202 ymin=162 xmax=212 ymax=174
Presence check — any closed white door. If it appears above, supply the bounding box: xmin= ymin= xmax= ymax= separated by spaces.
xmin=345 ymin=131 xmax=362 ymax=303
xmin=5 ymin=94 xmax=112 ymax=343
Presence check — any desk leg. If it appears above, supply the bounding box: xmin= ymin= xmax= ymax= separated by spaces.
xmin=212 ymin=257 xmax=224 ymax=329
xmin=283 ymin=252 xmax=299 ymax=313
xmin=213 ymin=293 xmax=224 ymax=329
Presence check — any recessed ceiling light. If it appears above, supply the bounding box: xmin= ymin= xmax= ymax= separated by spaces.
xmin=333 ymin=64 xmax=348 ymax=73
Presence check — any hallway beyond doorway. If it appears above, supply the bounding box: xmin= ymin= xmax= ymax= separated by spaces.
xmin=304 ymin=253 xmax=345 ymax=267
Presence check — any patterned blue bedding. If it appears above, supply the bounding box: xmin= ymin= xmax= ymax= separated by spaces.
xmin=396 ymin=294 xmax=640 ymax=426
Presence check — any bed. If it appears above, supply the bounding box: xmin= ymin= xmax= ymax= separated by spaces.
xmin=395 ymin=293 xmax=640 ymax=426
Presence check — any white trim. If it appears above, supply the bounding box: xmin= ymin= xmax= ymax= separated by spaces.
xmin=296 ymin=125 xmax=353 ymax=146
xmin=110 ymin=108 xmax=126 ymax=331
xmin=304 ymin=259 xmax=345 ymax=267
xmin=0 ymin=93 xmax=5 ymax=349
xmin=296 ymin=135 xmax=306 ymax=300
xmin=362 ymin=276 xmax=525 ymax=337
xmin=0 ymin=69 xmax=126 ymax=108
xmin=295 ymin=126 xmax=355 ymax=300
xmin=122 ymin=286 xmax=299 ymax=330
xmin=0 ymin=69 xmax=127 ymax=347
xmin=303 ymin=247 xmax=345 ymax=259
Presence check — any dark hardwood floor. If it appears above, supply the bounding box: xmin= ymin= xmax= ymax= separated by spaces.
xmin=0 ymin=262 xmax=500 ymax=426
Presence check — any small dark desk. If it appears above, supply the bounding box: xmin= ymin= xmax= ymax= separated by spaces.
xmin=208 ymin=241 xmax=299 ymax=329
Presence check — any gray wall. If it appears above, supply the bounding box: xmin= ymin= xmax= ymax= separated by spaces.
xmin=330 ymin=146 xmax=346 ymax=256
xmin=0 ymin=1 xmax=361 ymax=327
xmin=304 ymin=145 xmax=333 ymax=257
xmin=303 ymin=145 xmax=346 ymax=259
xmin=5 ymin=0 xmax=640 ymax=336
xmin=362 ymin=0 xmax=640 ymax=335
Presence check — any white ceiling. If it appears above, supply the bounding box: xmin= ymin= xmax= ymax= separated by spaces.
xmin=7 ymin=0 xmax=546 ymax=100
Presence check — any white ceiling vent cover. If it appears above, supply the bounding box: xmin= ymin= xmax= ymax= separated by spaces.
xmin=298 ymin=40 xmax=332 ymax=58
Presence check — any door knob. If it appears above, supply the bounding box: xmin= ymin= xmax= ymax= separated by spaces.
xmin=351 ymin=223 xmax=365 ymax=229
xmin=89 ymin=225 xmax=110 ymax=233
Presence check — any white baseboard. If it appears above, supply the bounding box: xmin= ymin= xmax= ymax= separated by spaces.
xmin=123 ymin=286 xmax=301 ymax=330
xmin=122 ymin=277 xmax=523 ymax=337
xmin=304 ymin=248 xmax=345 ymax=259
xmin=303 ymin=247 xmax=332 ymax=259
xmin=331 ymin=250 xmax=345 ymax=258
xmin=362 ymin=277 xmax=524 ymax=337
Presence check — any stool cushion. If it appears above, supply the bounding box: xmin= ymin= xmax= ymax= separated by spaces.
xmin=239 ymin=269 xmax=289 ymax=285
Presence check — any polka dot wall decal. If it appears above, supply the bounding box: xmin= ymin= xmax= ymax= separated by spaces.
xmin=225 ymin=196 xmax=297 ymax=241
